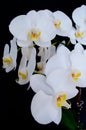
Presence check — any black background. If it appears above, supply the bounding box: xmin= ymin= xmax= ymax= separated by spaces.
xmin=0 ymin=0 xmax=86 ymax=129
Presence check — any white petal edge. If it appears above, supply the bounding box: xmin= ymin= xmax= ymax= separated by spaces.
xmin=30 ymin=74 xmax=53 ymax=95
xmin=31 ymin=91 xmax=62 ymax=125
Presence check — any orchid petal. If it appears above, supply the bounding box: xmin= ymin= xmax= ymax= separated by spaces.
xmin=35 ymin=41 xmax=51 ymax=47
xmin=3 ymin=44 xmax=9 ymax=56
xmin=31 ymin=91 xmax=61 ymax=125
xmin=9 ymin=15 xmax=29 ymax=40
xmin=27 ymin=47 xmax=36 ymax=78
xmin=72 ymin=5 xmax=86 ymax=28
xmin=45 ymin=45 xmax=70 ymax=75
xmin=46 ymin=69 xmax=75 ymax=93
xmin=30 ymin=74 xmax=53 ymax=95
xmin=17 ymin=40 xmax=32 ymax=47
xmin=10 ymin=37 xmax=17 ymax=68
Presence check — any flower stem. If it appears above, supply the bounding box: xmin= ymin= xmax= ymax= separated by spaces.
xmin=67 ymin=40 xmax=71 ymax=46
xmin=18 ymin=47 xmax=21 ymax=51
xmin=76 ymin=88 xmax=83 ymax=130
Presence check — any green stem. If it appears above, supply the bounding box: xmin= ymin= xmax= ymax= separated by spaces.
xmin=51 ymin=41 xmax=58 ymax=46
xmin=18 ymin=47 xmax=21 ymax=51
xmin=34 ymin=70 xmax=45 ymax=76
xmin=52 ymin=41 xmax=65 ymax=46
xmin=67 ymin=40 xmax=71 ymax=46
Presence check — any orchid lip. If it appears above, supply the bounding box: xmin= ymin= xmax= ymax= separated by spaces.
xmin=3 ymin=57 xmax=12 ymax=66
xmin=28 ymin=29 xmax=41 ymax=41
xmin=71 ymin=71 xmax=81 ymax=81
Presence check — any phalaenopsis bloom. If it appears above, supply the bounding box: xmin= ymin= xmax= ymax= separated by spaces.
xmin=2 ymin=4 xmax=86 ymax=129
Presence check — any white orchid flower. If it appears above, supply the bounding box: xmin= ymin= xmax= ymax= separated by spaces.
xmin=70 ymin=5 xmax=86 ymax=45
xmin=2 ymin=37 xmax=17 ymax=72
xmin=37 ymin=45 xmax=56 ymax=73
xmin=9 ymin=10 xmax=56 ymax=47
xmin=16 ymin=46 xmax=36 ymax=85
xmin=69 ymin=24 xmax=86 ymax=45
xmin=69 ymin=44 xmax=86 ymax=87
xmin=72 ymin=5 xmax=86 ymax=30
xmin=75 ymin=28 xmax=86 ymax=45
xmin=30 ymin=74 xmax=78 ymax=125
xmin=53 ymin=11 xmax=73 ymax=37
xmin=45 ymin=44 xmax=86 ymax=88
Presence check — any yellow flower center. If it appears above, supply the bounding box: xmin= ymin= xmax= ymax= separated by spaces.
xmin=75 ymin=31 xmax=84 ymax=38
xmin=3 ymin=57 xmax=12 ymax=66
xmin=56 ymin=94 xmax=66 ymax=107
xmin=72 ymin=72 xmax=81 ymax=81
xmin=54 ymin=21 xmax=61 ymax=28
xmin=18 ymin=71 xmax=28 ymax=80
xmin=28 ymin=29 xmax=41 ymax=41
xmin=37 ymin=63 xmax=43 ymax=71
